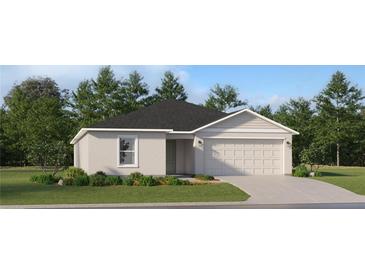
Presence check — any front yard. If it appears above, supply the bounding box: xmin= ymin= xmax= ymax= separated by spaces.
xmin=315 ymin=166 xmax=365 ymax=195
xmin=0 ymin=167 xmax=249 ymax=205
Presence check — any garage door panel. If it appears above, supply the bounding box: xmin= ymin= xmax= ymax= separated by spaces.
xmin=244 ymin=159 xmax=254 ymax=167
xmin=204 ymin=139 xmax=283 ymax=175
xmin=254 ymin=150 xmax=262 ymax=157
xmin=234 ymin=150 xmax=243 ymax=159
xmin=273 ymin=159 xmax=281 ymax=167
xmin=234 ymin=159 xmax=243 ymax=168
xmin=224 ymin=150 xmax=234 ymax=158
xmin=244 ymin=150 xmax=253 ymax=157
xmin=254 ymin=159 xmax=262 ymax=167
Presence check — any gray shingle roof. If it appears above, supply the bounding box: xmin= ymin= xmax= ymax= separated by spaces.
xmin=90 ymin=100 xmax=229 ymax=131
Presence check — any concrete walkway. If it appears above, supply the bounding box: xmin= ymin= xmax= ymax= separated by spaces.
xmin=218 ymin=175 xmax=365 ymax=204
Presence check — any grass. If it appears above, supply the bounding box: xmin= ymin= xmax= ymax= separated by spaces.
xmin=0 ymin=167 xmax=250 ymax=205
xmin=314 ymin=166 xmax=365 ymax=195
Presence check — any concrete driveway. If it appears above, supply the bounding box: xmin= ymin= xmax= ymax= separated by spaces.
xmin=218 ymin=176 xmax=365 ymax=204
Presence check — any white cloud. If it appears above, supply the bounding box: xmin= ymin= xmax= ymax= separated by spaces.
xmin=267 ymin=94 xmax=288 ymax=109
xmin=246 ymin=93 xmax=288 ymax=110
xmin=175 ymin=70 xmax=190 ymax=83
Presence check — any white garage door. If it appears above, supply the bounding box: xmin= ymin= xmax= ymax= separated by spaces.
xmin=204 ymin=139 xmax=283 ymax=176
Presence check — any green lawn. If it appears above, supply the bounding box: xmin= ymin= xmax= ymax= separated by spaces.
xmin=0 ymin=167 xmax=249 ymax=205
xmin=315 ymin=166 xmax=365 ymax=195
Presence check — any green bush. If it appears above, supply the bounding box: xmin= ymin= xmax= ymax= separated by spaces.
xmin=30 ymin=174 xmax=56 ymax=185
xmin=95 ymin=171 xmax=107 ymax=176
xmin=293 ymin=165 xmax=309 ymax=177
xmin=155 ymin=177 xmax=166 ymax=185
xmin=192 ymin=174 xmax=215 ymax=181
xmin=30 ymin=175 xmax=38 ymax=182
xmin=122 ymin=177 xmax=134 ymax=186
xmin=139 ymin=176 xmax=158 ymax=186
xmin=314 ymin=170 xmax=322 ymax=177
xmin=74 ymin=175 xmax=89 ymax=186
xmin=64 ymin=177 xmax=74 ymax=186
xmin=128 ymin=172 xmax=143 ymax=182
xmin=105 ymin=176 xmax=122 ymax=185
xmin=89 ymin=174 xmax=107 ymax=186
xmin=165 ymin=176 xmax=187 ymax=186
xmin=64 ymin=167 xmax=86 ymax=179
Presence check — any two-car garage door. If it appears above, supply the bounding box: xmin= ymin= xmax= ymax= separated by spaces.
xmin=204 ymin=139 xmax=283 ymax=175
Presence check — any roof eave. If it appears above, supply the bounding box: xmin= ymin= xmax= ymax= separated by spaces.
xmin=70 ymin=128 xmax=173 ymax=144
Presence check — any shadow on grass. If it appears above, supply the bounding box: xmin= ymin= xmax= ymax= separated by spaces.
xmin=320 ymin=171 xmax=351 ymax=177
xmin=0 ymin=183 xmax=61 ymax=198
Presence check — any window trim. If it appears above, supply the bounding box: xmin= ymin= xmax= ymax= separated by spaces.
xmin=117 ymin=135 xmax=139 ymax=167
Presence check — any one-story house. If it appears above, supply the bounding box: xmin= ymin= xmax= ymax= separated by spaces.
xmin=71 ymin=100 xmax=299 ymax=176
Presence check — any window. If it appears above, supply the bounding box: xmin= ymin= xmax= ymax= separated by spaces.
xmin=118 ymin=135 xmax=138 ymax=167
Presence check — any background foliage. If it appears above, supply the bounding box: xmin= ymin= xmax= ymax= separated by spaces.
xmin=1 ymin=68 xmax=364 ymax=169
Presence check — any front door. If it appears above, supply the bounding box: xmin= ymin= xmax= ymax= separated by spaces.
xmin=166 ymin=140 xmax=176 ymax=174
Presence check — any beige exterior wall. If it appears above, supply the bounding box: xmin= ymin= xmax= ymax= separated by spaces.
xmin=74 ymin=134 xmax=89 ymax=171
xmin=74 ymin=131 xmax=167 ymax=176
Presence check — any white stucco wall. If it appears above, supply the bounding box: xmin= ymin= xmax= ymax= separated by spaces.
xmin=74 ymin=131 xmax=167 ymax=176
xmin=74 ymin=134 xmax=89 ymax=172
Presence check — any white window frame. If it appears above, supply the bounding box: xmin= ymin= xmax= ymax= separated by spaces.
xmin=117 ymin=135 xmax=138 ymax=167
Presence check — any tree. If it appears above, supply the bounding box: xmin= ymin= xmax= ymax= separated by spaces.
xmin=204 ymin=84 xmax=246 ymax=112
xmin=92 ymin=66 xmax=121 ymax=119
xmin=72 ymin=80 xmax=99 ymax=127
xmin=314 ymin=71 xmax=364 ymax=166
xmin=120 ymin=71 xmax=149 ymax=112
xmin=153 ymin=71 xmax=187 ymax=102
xmin=250 ymin=104 xmax=273 ymax=119
xmin=3 ymin=77 xmax=74 ymax=172
xmin=274 ymin=97 xmax=315 ymax=166
xmin=72 ymin=67 xmax=149 ymax=127
xmin=300 ymin=142 xmax=326 ymax=172
xmin=0 ymin=108 xmax=17 ymax=165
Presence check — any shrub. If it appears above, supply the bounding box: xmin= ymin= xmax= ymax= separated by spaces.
xmin=63 ymin=177 xmax=74 ymax=186
xmin=95 ymin=171 xmax=107 ymax=176
xmin=193 ymin=174 xmax=214 ymax=181
xmin=314 ymin=170 xmax=322 ymax=177
xmin=122 ymin=177 xmax=134 ymax=186
xmin=30 ymin=174 xmax=56 ymax=185
xmin=293 ymin=165 xmax=309 ymax=177
xmin=89 ymin=174 xmax=107 ymax=186
xmin=139 ymin=176 xmax=158 ymax=186
xmin=64 ymin=167 xmax=86 ymax=179
xmin=30 ymin=175 xmax=38 ymax=182
xmin=165 ymin=176 xmax=186 ymax=186
xmin=105 ymin=176 xmax=122 ymax=185
xmin=155 ymin=177 xmax=166 ymax=185
xmin=74 ymin=175 xmax=89 ymax=186
xmin=128 ymin=172 xmax=143 ymax=182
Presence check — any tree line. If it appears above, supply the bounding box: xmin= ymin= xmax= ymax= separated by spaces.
xmin=0 ymin=67 xmax=364 ymax=170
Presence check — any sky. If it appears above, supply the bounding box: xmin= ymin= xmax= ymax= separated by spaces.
xmin=1 ymin=65 xmax=364 ymax=110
